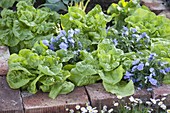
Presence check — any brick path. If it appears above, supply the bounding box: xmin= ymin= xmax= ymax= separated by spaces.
xmin=0 ymin=46 xmax=170 ymax=113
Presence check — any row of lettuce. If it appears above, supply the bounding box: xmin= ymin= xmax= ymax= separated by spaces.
xmin=3 ymin=0 xmax=170 ymax=99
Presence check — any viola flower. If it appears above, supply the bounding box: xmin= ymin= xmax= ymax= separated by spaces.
xmin=113 ymin=39 xmax=118 ymax=46
xmin=164 ymin=67 xmax=170 ymax=73
xmin=160 ymin=69 xmax=167 ymax=75
xmin=149 ymin=68 xmax=154 ymax=73
xmin=49 ymin=44 xmax=55 ymax=50
xmin=51 ymin=37 xmax=56 ymax=43
xmin=42 ymin=40 xmax=49 ymax=46
xmin=59 ymin=42 xmax=68 ymax=50
xmin=148 ymin=53 xmax=157 ymax=61
xmin=148 ymin=76 xmax=157 ymax=86
xmin=132 ymin=59 xmax=140 ymax=65
xmin=140 ymin=32 xmax=149 ymax=39
xmin=123 ymin=26 xmax=128 ymax=31
xmin=61 ymin=36 xmax=68 ymax=43
xmin=131 ymin=65 xmax=137 ymax=72
xmin=60 ymin=30 xmax=66 ymax=37
xmin=124 ymin=71 xmax=134 ymax=80
xmin=131 ymin=28 xmax=137 ymax=33
xmin=74 ymin=29 xmax=80 ymax=34
xmin=137 ymin=63 xmax=144 ymax=71
xmin=68 ymin=29 xmax=75 ymax=37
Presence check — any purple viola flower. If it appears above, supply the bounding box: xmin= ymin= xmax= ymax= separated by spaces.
xmin=165 ymin=67 xmax=170 ymax=73
xmin=160 ymin=69 xmax=167 ymax=75
xmin=68 ymin=37 xmax=75 ymax=44
xmin=152 ymin=72 xmax=156 ymax=76
xmin=131 ymin=28 xmax=137 ymax=33
xmin=132 ymin=34 xmax=139 ymax=38
xmin=123 ymin=26 xmax=128 ymax=31
xmin=60 ymin=30 xmax=66 ymax=37
xmin=74 ymin=29 xmax=80 ymax=34
xmin=149 ymin=68 xmax=154 ymax=73
xmin=68 ymin=29 xmax=75 ymax=37
xmin=49 ymin=44 xmax=55 ymax=51
xmin=51 ymin=37 xmax=56 ymax=44
xmin=148 ymin=53 xmax=157 ymax=61
xmin=113 ymin=39 xmax=118 ymax=46
xmin=59 ymin=42 xmax=68 ymax=50
xmin=137 ymin=63 xmax=144 ymax=71
xmin=140 ymin=32 xmax=150 ymax=39
xmin=42 ymin=40 xmax=49 ymax=46
xmin=61 ymin=36 xmax=68 ymax=43
xmin=148 ymin=77 xmax=157 ymax=86
xmin=132 ymin=59 xmax=140 ymax=65
xmin=124 ymin=71 xmax=134 ymax=80
xmin=131 ymin=65 xmax=138 ymax=72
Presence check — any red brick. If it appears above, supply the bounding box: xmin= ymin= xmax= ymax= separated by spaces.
xmin=133 ymin=89 xmax=152 ymax=101
xmin=85 ymin=83 xmax=152 ymax=110
xmin=152 ymin=85 xmax=170 ymax=107
xmin=0 ymin=76 xmax=23 ymax=113
xmin=85 ymin=83 xmax=118 ymax=110
xmin=22 ymin=87 xmax=89 ymax=113
xmin=0 ymin=46 xmax=10 ymax=76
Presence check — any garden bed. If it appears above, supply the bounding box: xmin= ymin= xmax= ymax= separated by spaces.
xmin=0 ymin=47 xmax=170 ymax=113
xmin=1 ymin=0 xmax=170 ymax=113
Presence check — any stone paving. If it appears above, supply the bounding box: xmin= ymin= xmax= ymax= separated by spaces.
xmin=0 ymin=46 xmax=170 ymax=113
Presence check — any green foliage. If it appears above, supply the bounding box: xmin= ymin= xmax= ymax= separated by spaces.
xmin=107 ymin=0 xmax=142 ymax=30
xmin=0 ymin=0 xmax=34 ymax=8
xmin=125 ymin=8 xmax=170 ymax=38
xmin=0 ymin=1 xmax=60 ymax=53
xmin=61 ymin=5 xmax=112 ymax=44
xmin=41 ymin=0 xmax=83 ymax=12
xmin=7 ymin=42 xmax=75 ymax=99
xmin=4 ymin=0 xmax=170 ymax=99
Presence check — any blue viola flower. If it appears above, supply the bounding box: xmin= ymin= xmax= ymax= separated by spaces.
xmin=49 ymin=44 xmax=55 ymax=51
xmin=124 ymin=71 xmax=134 ymax=80
xmin=68 ymin=37 xmax=75 ymax=44
xmin=60 ymin=30 xmax=66 ymax=37
xmin=131 ymin=28 xmax=137 ymax=33
xmin=59 ymin=42 xmax=68 ymax=50
xmin=132 ymin=59 xmax=140 ymax=65
xmin=123 ymin=26 xmax=128 ymax=31
xmin=74 ymin=29 xmax=80 ymax=34
xmin=51 ymin=37 xmax=56 ymax=44
xmin=137 ymin=63 xmax=144 ymax=71
xmin=160 ymin=69 xmax=167 ymax=75
xmin=113 ymin=39 xmax=118 ymax=46
xmin=68 ymin=29 xmax=75 ymax=37
xmin=131 ymin=65 xmax=138 ymax=72
xmin=132 ymin=34 xmax=139 ymax=38
xmin=140 ymin=32 xmax=150 ymax=39
xmin=148 ymin=76 xmax=157 ymax=86
xmin=148 ymin=53 xmax=157 ymax=61
xmin=42 ymin=40 xmax=49 ymax=46
xmin=152 ymin=72 xmax=156 ymax=76
xmin=165 ymin=67 xmax=170 ymax=73
xmin=61 ymin=36 xmax=68 ymax=43
xmin=149 ymin=68 xmax=154 ymax=73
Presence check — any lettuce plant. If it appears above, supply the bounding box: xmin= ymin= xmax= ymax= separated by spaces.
xmin=0 ymin=1 xmax=60 ymax=53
